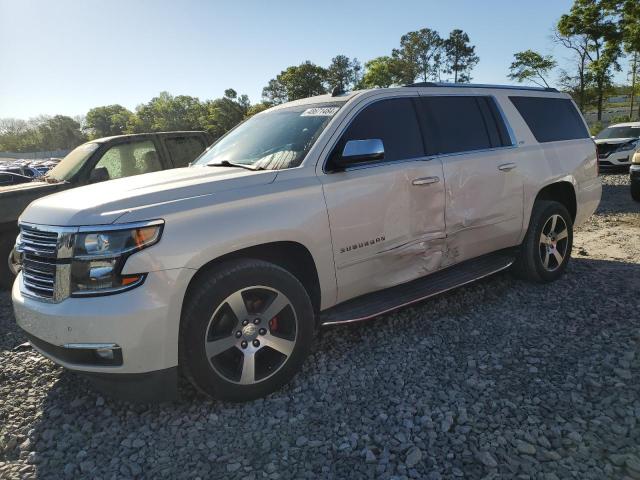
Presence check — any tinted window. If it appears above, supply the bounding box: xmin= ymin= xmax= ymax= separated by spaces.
xmin=417 ymin=96 xmax=493 ymax=155
xmin=165 ymin=135 xmax=207 ymax=167
xmin=510 ymin=96 xmax=588 ymax=143
xmin=338 ymin=98 xmax=424 ymax=163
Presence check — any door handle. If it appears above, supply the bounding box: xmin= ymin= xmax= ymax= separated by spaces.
xmin=498 ymin=163 xmax=517 ymax=172
xmin=412 ymin=176 xmax=440 ymax=186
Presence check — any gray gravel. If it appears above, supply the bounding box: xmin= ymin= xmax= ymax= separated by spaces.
xmin=1 ymin=173 xmax=640 ymax=479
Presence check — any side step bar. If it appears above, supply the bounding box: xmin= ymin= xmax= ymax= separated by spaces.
xmin=319 ymin=251 xmax=515 ymax=326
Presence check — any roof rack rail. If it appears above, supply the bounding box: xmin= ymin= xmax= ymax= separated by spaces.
xmin=404 ymin=82 xmax=558 ymax=93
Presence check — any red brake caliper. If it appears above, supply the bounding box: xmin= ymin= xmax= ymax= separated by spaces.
xmin=269 ymin=316 xmax=279 ymax=332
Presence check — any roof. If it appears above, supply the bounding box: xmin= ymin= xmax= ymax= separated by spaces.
xmin=91 ymin=131 xmax=206 ymax=144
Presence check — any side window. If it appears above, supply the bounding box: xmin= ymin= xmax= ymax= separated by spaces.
xmin=92 ymin=140 xmax=161 ymax=181
xmin=509 ymin=96 xmax=589 ymax=143
xmin=417 ymin=96 xmax=493 ymax=155
xmin=165 ymin=136 xmax=207 ymax=168
xmin=338 ymin=98 xmax=424 ymax=163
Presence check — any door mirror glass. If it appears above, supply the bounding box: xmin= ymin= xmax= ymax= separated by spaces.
xmin=337 ymin=139 xmax=384 ymax=166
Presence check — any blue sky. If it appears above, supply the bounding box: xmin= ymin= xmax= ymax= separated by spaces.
xmin=0 ymin=0 xmax=631 ymax=119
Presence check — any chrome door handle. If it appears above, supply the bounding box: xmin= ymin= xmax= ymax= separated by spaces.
xmin=498 ymin=163 xmax=517 ymax=172
xmin=412 ymin=176 xmax=440 ymax=186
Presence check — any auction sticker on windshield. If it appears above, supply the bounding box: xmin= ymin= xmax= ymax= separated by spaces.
xmin=301 ymin=107 xmax=339 ymax=117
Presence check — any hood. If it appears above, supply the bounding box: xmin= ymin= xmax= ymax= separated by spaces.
xmin=20 ymin=166 xmax=277 ymax=226
xmin=0 ymin=179 xmax=50 ymax=195
xmin=594 ymin=137 xmax=637 ymax=145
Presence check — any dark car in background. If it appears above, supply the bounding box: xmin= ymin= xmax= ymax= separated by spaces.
xmin=1 ymin=131 xmax=212 ymax=288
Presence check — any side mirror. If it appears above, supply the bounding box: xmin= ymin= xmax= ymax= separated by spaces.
xmin=335 ymin=139 xmax=384 ymax=167
xmin=89 ymin=166 xmax=110 ymax=183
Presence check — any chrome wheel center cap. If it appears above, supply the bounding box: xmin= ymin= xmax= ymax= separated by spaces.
xmin=242 ymin=324 xmax=258 ymax=340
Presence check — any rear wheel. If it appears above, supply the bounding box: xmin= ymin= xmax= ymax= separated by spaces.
xmin=631 ymin=180 xmax=640 ymax=202
xmin=179 ymin=259 xmax=314 ymax=401
xmin=0 ymin=233 xmax=17 ymax=290
xmin=513 ymin=201 xmax=573 ymax=283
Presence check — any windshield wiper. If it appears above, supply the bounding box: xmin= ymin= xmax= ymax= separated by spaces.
xmin=207 ymin=160 xmax=266 ymax=171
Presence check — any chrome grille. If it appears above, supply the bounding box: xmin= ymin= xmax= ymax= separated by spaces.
xmin=18 ymin=225 xmax=59 ymax=299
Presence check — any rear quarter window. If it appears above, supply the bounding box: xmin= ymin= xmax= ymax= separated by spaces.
xmin=509 ymin=96 xmax=589 ymax=143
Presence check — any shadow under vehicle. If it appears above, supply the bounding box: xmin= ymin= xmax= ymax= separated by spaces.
xmin=0 ymin=131 xmax=212 ymax=288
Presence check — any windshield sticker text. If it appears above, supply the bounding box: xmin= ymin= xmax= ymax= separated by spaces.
xmin=301 ymin=107 xmax=339 ymax=117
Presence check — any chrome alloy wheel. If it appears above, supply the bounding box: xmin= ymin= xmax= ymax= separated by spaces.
xmin=204 ymin=286 xmax=298 ymax=385
xmin=539 ymin=214 xmax=569 ymax=272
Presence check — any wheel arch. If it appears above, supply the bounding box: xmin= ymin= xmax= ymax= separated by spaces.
xmin=533 ymin=181 xmax=577 ymax=221
xmin=183 ymin=241 xmax=322 ymax=315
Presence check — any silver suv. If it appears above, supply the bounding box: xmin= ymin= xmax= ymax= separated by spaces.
xmin=12 ymin=84 xmax=601 ymax=402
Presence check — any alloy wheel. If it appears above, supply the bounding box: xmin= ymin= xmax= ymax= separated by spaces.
xmin=204 ymin=286 xmax=298 ymax=385
xmin=538 ymin=214 xmax=569 ymax=272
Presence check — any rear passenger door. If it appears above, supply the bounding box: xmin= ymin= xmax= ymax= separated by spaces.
xmin=416 ymin=95 xmax=523 ymax=265
xmin=163 ymin=134 xmax=209 ymax=168
xmin=320 ymin=96 xmax=446 ymax=303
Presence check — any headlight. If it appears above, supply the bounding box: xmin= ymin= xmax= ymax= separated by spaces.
xmin=616 ymin=140 xmax=639 ymax=152
xmin=70 ymin=221 xmax=163 ymax=296
xmin=633 ymin=151 xmax=640 ymax=165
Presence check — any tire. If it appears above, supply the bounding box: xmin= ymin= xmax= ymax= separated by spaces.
xmin=0 ymin=233 xmax=17 ymax=290
xmin=179 ymin=259 xmax=315 ymax=401
xmin=631 ymin=181 xmax=640 ymax=202
xmin=512 ymin=200 xmax=573 ymax=283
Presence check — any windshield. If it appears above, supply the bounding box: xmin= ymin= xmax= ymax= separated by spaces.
xmin=194 ymin=103 xmax=343 ymax=170
xmin=595 ymin=126 xmax=640 ymax=140
xmin=47 ymin=142 xmax=100 ymax=181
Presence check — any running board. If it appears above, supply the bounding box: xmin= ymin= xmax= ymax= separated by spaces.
xmin=319 ymin=251 xmax=515 ymax=326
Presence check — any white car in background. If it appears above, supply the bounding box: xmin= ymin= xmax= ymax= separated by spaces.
xmin=594 ymin=122 xmax=640 ymax=169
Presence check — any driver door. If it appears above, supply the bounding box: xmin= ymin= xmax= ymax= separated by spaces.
xmin=319 ymin=96 xmax=446 ymax=303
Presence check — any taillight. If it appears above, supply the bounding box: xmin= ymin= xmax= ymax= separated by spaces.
xmin=595 ymin=143 xmax=599 ymax=176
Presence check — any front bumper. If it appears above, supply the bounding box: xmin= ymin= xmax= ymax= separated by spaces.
xmin=12 ymin=268 xmax=195 ymax=397
xmin=598 ymin=150 xmax=634 ymax=167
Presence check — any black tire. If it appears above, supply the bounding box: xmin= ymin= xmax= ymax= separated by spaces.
xmin=631 ymin=181 xmax=640 ymax=202
xmin=0 ymin=233 xmax=17 ymax=290
xmin=512 ymin=200 xmax=573 ymax=283
xmin=179 ymin=259 xmax=315 ymax=401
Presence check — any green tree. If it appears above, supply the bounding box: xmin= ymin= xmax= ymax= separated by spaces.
xmin=558 ymin=0 xmax=622 ymax=120
xmin=358 ymin=56 xmax=396 ymax=88
xmin=130 ymin=92 xmax=206 ymax=132
xmin=392 ymin=28 xmax=443 ymax=84
xmin=37 ymin=115 xmax=86 ymax=150
xmin=326 ymin=55 xmax=362 ymax=91
xmin=262 ymin=61 xmax=328 ymax=104
xmin=246 ymin=102 xmax=272 ymax=118
xmin=508 ymin=50 xmax=557 ymax=88
xmin=202 ymin=89 xmax=250 ymax=139
xmin=86 ymin=105 xmax=135 ymax=138
xmin=443 ymin=29 xmax=479 ymax=82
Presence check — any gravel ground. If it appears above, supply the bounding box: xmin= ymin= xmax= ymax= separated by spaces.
xmin=1 ymin=173 xmax=639 ymax=480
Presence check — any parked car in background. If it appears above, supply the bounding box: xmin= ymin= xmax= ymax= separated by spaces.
xmin=594 ymin=122 xmax=640 ymax=169
xmin=0 ymin=171 xmax=34 ymax=187
xmin=631 ymin=149 xmax=640 ymax=201
xmin=0 ymin=131 xmax=212 ymax=288
xmin=11 ymin=84 xmax=601 ymax=402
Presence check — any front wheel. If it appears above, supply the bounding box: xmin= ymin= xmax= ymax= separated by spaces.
xmin=179 ymin=259 xmax=315 ymax=401
xmin=512 ymin=201 xmax=573 ymax=283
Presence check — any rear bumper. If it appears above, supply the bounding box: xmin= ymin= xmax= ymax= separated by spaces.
xmin=574 ymin=177 xmax=602 ymax=227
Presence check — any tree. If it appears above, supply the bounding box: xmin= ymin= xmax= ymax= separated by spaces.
xmin=358 ymin=56 xmax=396 ymax=88
xmin=86 ymin=105 xmax=135 ymax=138
xmin=202 ymin=89 xmax=250 ymax=139
xmin=326 ymin=55 xmax=362 ymax=91
xmin=553 ymin=27 xmax=593 ymax=111
xmin=130 ymin=92 xmax=205 ymax=133
xmin=37 ymin=115 xmax=86 ymax=150
xmin=442 ymin=29 xmax=479 ymax=82
xmin=558 ymin=0 xmax=622 ymax=120
xmin=392 ymin=28 xmax=443 ymax=84
xmin=508 ymin=50 xmax=557 ymax=88
xmin=246 ymin=102 xmax=272 ymax=118
xmin=262 ymin=61 xmax=328 ymax=104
